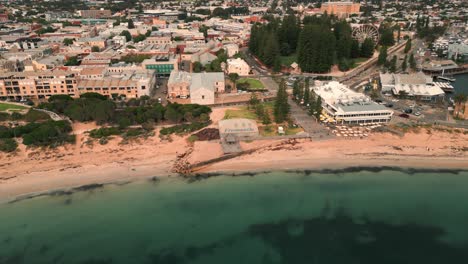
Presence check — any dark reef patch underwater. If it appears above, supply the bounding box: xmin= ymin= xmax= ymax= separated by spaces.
xmin=1 ymin=169 xmax=468 ymax=264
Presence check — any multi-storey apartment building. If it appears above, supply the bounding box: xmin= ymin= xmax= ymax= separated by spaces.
xmin=0 ymin=70 xmax=78 ymax=100
xmin=320 ymin=1 xmax=360 ymax=18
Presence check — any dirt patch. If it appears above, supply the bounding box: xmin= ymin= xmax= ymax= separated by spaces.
xmin=192 ymin=128 xmax=220 ymax=141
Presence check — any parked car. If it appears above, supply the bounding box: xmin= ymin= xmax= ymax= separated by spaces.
xmin=404 ymin=108 xmax=413 ymax=114
xmin=399 ymin=113 xmax=410 ymax=118
xmin=385 ymin=103 xmax=394 ymax=108
xmin=414 ymin=112 xmax=421 ymax=116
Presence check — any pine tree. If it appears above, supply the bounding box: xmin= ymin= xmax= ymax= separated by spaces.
xmin=274 ymin=80 xmax=289 ymax=123
xmin=379 ymin=26 xmax=395 ymax=46
xmin=360 ymin=38 xmax=375 ymax=58
xmin=334 ymin=20 xmax=352 ymax=60
xmin=389 ymin=55 xmax=397 ymax=73
xmin=292 ymin=80 xmax=300 ymax=101
xmin=249 ymin=24 xmax=259 ymax=55
xmin=402 ymin=55 xmax=408 ymax=72
xmin=314 ymin=96 xmax=322 ymax=120
xmin=409 ymin=53 xmax=417 ymax=70
xmin=308 ymin=92 xmax=316 ymax=116
xmin=350 ymin=39 xmax=360 ymax=58
xmin=378 ymin=46 xmax=388 ymax=66
xmin=397 ymin=26 xmax=401 ymax=43
xmin=128 ymin=19 xmax=135 ymax=29
xmin=303 ymin=83 xmax=310 ymax=106
xmin=404 ymin=39 xmax=412 ymax=53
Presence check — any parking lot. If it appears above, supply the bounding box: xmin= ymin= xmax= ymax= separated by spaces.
xmin=378 ymin=94 xmax=448 ymax=123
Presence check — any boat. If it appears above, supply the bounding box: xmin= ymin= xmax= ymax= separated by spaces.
xmin=436 ymin=76 xmax=456 ymax=82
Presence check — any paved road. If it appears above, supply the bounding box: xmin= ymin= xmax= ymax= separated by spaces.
xmin=34 ymin=108 xmax=68 ymax=122
xmin=288 ymin=97 xmax=333 ymax=139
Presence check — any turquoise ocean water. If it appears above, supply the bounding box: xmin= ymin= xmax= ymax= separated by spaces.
xmin=1 ymin=169 xmax=468 ymax=264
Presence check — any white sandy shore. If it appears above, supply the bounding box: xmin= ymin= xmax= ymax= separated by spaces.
xmin=1 ymin=107 xmax=468 ymax=203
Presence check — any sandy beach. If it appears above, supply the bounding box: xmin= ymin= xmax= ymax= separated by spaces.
xmin=1 ymin=107 xmax=468 ymax=203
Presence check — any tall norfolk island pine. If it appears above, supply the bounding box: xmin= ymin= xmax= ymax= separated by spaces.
xmin=274 ymin=80 xmax=290 ymax=123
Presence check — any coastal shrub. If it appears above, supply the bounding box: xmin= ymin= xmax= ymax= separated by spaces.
xmin=22 ymin=121 xmax=75 ymax=147
xmin=0 ymin=112 xmax=9 ymax=121
xmin=0 ymin=138 xmax=18 ymax=152
xmin=24 ymin=109 xmax=50 ymax=122
xmin=42 ymin=96 xmax=211 ymax=127
xmin=10 ymin=112 xmax=23 ymax=120
xmin=160 ymin=122 xmax=209 ymax=136
xmin=99 ymin=138 xmax=109 ymax=145
xmin=89 ymin=127 xmax=121 ymax=139
xmin=124 ymin=128 xmax=144 ymax=138
xmin=0 ymin=125 xmax=13 ymax=138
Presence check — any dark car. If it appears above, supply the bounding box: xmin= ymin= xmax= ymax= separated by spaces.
xmin=404 ymin=108 xmax=413 ymax=114
xmin=385 ymin=103 xmax=394 ymax=108
xmin=399 ymin=113 xmax=410 ymax=118
xmin=375 ymin=99 xmax=383 ymax=103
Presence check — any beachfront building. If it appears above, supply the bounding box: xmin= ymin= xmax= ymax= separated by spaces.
xmin=226 ymin=58 xmax=250 ymax=76
xmin=312 ymin=81 xmax=393 ymax=124
xmin=167 ymin=70 xmax=225 ymax=105
xmin=379 ymin=72 xmax=446 ymax=101
xmin=0 ymin=70 xmax=78 ymax=100
xmin=77 ymin=69 xmax=155 ymax=99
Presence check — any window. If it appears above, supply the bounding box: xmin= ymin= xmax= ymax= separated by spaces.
xmin=202 ymin=95 xmax=205 ymax=99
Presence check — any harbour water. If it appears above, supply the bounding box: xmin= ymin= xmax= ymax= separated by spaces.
xmin=453 ymin=73 xmax=468 ymax=95
xmin=1 ymin=169 xmax=468 ymax=264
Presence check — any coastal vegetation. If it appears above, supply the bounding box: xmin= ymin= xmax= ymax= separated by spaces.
xmin=0 ymin=94 xmax=212 ymax=152
xmin=0 ymin=109 xmax=50 ymax=123
xmin=160 ymin=122 xmax=210 ymax=136
xmin=0 ymin=120 xmax=74 ymax=151
xmin=39 ymin=93 xmax=211 ymax=127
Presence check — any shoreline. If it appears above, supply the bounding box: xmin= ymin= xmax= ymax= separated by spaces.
xmin=1 ymin=107 xmax=468 ymax=205
xmin=3 ymin=161 xmax=468 ymax=205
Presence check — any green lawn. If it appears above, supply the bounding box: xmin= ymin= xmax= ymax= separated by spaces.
xmin=237 ymin=78 xmax=264 ymax=90
xmin=224 ymin=107 xmax=258 ymax=120
xmin=0 ymin=102 xmax=27 ymax=112
xmin=224 ymin=102 xmax=273 ymax=121
xmin=279 ymin=54 xmax=298 ymax=67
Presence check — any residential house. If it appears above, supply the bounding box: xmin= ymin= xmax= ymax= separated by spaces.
xmin=226 ymin=58 xmax=250 ymax=76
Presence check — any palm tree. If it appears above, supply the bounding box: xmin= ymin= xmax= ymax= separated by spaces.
xmin=228 ymin=73 xmax=240 ymax=92
xmin=454 ymin=94 xmax=467 ymax=118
